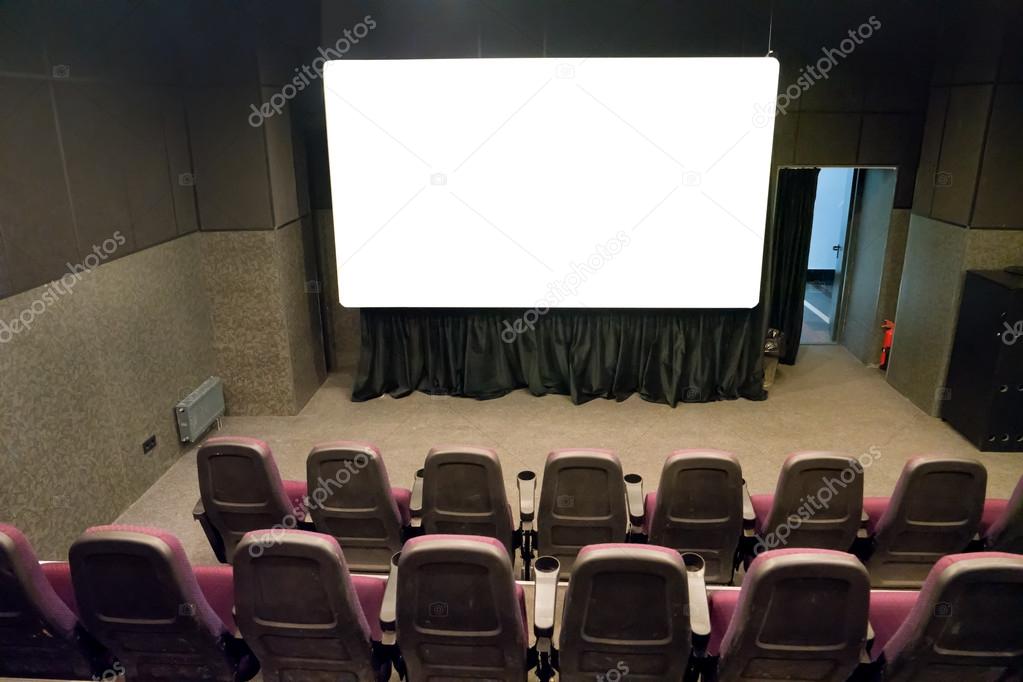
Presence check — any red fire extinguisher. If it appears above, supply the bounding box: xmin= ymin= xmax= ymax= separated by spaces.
xmin=880 ymin=320 xmax=895 ymax=369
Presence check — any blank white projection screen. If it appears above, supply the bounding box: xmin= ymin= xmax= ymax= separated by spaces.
xmin=324 ymin=57 xmax=778 ymax=308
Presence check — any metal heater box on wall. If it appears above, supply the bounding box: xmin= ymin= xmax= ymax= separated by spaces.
xmin=175 ymin=376 xmax=225 ymax=443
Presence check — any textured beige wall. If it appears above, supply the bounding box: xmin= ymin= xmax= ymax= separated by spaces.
xmin=200 ymin=222 xmax=325 ymax=416
xmin=0 ymin=234 xmax=215 ymax=557
xmin=200 ymin=229 xmax=295 ymax=415
xmin=887 ymin=217 xmax=1023 ymax=415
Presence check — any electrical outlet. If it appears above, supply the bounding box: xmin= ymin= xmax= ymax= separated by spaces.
xmin=143 ymin=435 xmax=157 ymax=454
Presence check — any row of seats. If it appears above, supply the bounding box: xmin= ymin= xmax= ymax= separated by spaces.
xmin=3 ymin=523 xmax=1022 ymax=682
xmin=193 ymin=437 xmax=1023 ymax=587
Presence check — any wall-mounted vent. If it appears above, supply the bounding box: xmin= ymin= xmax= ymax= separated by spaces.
xmin=175 ymin=376 xmax=225 ymax=443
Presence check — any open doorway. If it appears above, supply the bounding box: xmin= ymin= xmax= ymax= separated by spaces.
xmin=802 ymin=168 xmax=855 ymax=344
xmin=771 ymin=166 xmax=901 ymax=368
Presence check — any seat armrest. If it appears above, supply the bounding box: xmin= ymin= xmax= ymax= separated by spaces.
xmin=742 ymin=480 xmax=756 ymax=535
xmin=409 ymin=469 xmax=424 ymax=528
xmin=533 ymin=556 xmax=560 ymax=647
xmin=681 ymin=553 xmax=711 ymax=653
xmin=193 ymin=497 xmax=228 ymax=564
xmin=517 ymin=470 xmax=536 ymax=531
xmin=379 ymin=552 xmax=400 ymax=645
xmin=625 ymin=474 xmax=645 ymax=538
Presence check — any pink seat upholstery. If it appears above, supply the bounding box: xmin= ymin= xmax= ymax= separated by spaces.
xmin=0 ymin=525 xmax=113 ymax=680
xmin=863 ymin=457 xmax=987 ymax=588
xmin=392 ymin=486 xmax=412 ymax=525
xmin=282 ymin=478 xmax=309 ymax=515
xmin=862 ymin=496 xmax=889 ymax=535
xmin=750 ymin=494 xmax=774 ymax=533
xmin=70 ymin=525 xmax=258 ymax=682
xmin=710 ymin=548 xmax=870 ymax=682
xmin=868 ymin=590 xmax=918 ymax=655
xmin=877 ymin=553 xmax=1023 ymax=681
xmin=981 ymin=499 xmax=1009 ymax=535
xmin=708 ymin=589 xmax=740 ymax=656
xmin=193 ymin=565 xmax=237 ymax=633
xmin=233 ymin=529 xmax=391 ymax=681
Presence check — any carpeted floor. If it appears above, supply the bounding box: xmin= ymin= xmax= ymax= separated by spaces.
xmin=117 ymin=344 xmax=1022 ymax=566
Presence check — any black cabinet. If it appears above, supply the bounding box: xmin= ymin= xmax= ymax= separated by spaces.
xmin=942 ymin=270 xmax=1023 ymax=452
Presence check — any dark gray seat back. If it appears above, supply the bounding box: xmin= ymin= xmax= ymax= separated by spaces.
xmin=716 ymin=549 xmax=870 ymax=682
xmin=867 ymin=457 xmax=986 ymax=588
xmin=422 ymin=446 xmax=514 ymax=551
xmin=537 ymin=449 xmax=627 ymax=575
xmin=647 ymin=449 xmax=743 ymax=583
xmin=198 ymin=436 xmax=298 ymax=560
xmin=882 ymin=552 xmax=1023 ymax=681
xmin=306 ymin=441 xmax=404 ymax=572
xmin=234 ymin=529 xmax=385 ymax=681
xmin=396 ymin=534 xmax=528 ymax=681
xmin=69 ymin=526 xmax=251 ymax=682
xmin=762 ymin=451 xmax=863 ymax=551
xmin=558 ymin=543 xmax=691 ymax=681
xmin=0 ymin=525 xmax=108 ymax=680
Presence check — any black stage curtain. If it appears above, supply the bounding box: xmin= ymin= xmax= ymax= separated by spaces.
xmin=768 ymin=168 xmax=821 ymax=365
xmin=354 ymin=308 xmax=766 ymax=406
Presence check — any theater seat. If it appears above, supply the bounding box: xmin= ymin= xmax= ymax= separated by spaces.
xmin=421 ymin=446 xmax=516 ymax=552
xmin=869 ymin=552 xmax=1023 ymax=681
xmin=306 ymin=441 xmax=411 ymax=572
xmin=536 ymin=449 xmax=628 ymax=575
xmin=751 ymin=452 xmax=864 ymax=553
xmin=862 ymin=456 xmax=986 ymax=588
xmin=558 ymin=543 xmax=691 ymax=681
xmin=396 ymin=534 xmax=529 ymax=681
xmin=0 ymin=525 xmax=115 ymax=680
xmin=707 ymin=549 xmax=870 ymax=682
xmin=69 ymin=525 xmax=258 ymax=682
xmin=234 ymin=529 xmax=391 ymax=681
xmin=981 ymin=474 xmax=1023 ymax=553
xmin=644 ymin=449 xmax=744 ymax=583
xmin=197 ymin=436 xmax=308 ymax=562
